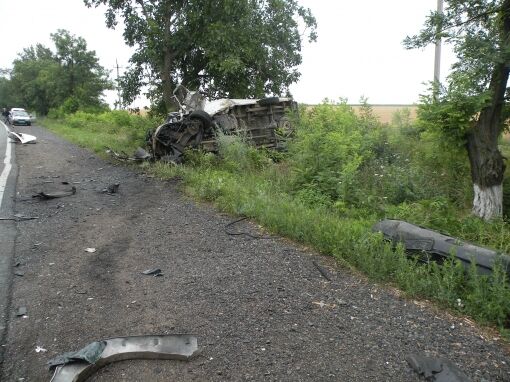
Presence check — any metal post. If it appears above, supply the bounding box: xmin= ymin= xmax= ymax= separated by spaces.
xmin=115 ymin=59 xmax=122 ymax=109
xmin=434 ymin=0 xmax=444 ymax=99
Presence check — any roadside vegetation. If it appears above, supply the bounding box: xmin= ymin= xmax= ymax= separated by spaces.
xmin=4 ymin=0 xmax=510 ymax=338
xmin=41 ymin=103 xmax=510 ymax=337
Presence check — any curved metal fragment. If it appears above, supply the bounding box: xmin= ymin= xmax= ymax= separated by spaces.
xmin=50 ymin=335 xmax=199 ymax=382
xmin=373 ymin=219 xmax=510 ymax=277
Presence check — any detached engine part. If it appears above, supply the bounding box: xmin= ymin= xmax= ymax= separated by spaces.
xmin=373 ymin=219 xmax=510 ymax=277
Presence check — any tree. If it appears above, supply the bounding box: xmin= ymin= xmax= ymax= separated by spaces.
xmin=405 ymin=0 xmax=510 ymax=220
xmin=50 ymin=29 xmax=112 ymax=111
xmin=8 ymin=44 xmax=60 ymax=114
xmin=0 ymin=70 xmax=18 ymax=109
xmin=83 ymin=0 xmax=316 ymax=111
xmin=6 ymin=30 xmax=111 ymax=115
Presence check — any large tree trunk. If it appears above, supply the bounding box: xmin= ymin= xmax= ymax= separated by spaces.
xmin=467 ymin=68 xmax=508 ymax=220
xmin=160 ymin=5 xmax=175 ymax=112
xmin=467 ymin=0 xmax=510 ymax=220
xmin=467 ymin=129 xmax=505 ymax=220
xmin=161 ymin=48 xmax=174 ymax=112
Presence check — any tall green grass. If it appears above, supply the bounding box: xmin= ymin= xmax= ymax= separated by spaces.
xmin=42 ymin=106 xmax=510 ymax=335
xmin=41 ymin=110 xmax=156 ymax=155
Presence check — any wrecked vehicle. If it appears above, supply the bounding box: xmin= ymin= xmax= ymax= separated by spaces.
xmin=373 ymin=219 xmax=510 ymax=278
xmin=146 ymin=85 xmax=297 ymax=162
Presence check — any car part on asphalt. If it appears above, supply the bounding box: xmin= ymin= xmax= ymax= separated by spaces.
xmin=146 ymin=84 xmax=298 ymax=162
xmin=312 ymin=260 xmax=331 ymax=281
xmin=16 ymin=307 xmax=27 ymax=316
xmin=48 ymin=341 xmax=107 ymax=369
xmin=406 ymin=354 xmax=470 ymax=382
xmin=224 ymin=216 xmax=273 ymax=240
xmin=33 ymin=186 xmax=77 ymax=200
xmin=0 ymin=214 xmax=38 ymax=222
xmin=8 ymin=131 xmax=36 ymax=144
xmin=102 ymin=183 xmax=120 ymax=194
xmin=49 ymin=335 xmax=199 ymax=382
xmin=373 ymin=219 xmax=510 ymax=278
xmin=142 ymin=268 xmax=163 ymax=276
xmin=105 ymin=147 xmax=150 ymax=162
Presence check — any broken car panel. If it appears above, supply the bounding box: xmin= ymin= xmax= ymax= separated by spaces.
xmin=49 ymin=335 xmax=199 ymax=382
xmin=373 ymin=219 xmax=510 ymax=277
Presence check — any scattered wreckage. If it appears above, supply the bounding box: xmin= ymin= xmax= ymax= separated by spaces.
xmin=8 ymin=130 xmax=36 ymax=144
xmin=373 ymin=219 xmax=510 ymax=278
xmin=49 ymin=335 xmax=199 ymax=382
xmin=146 ymin=85 xmax=297 ymax=162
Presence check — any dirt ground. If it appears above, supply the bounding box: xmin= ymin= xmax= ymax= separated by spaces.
xmin=0 ymin=125 xmax=509 ymax=381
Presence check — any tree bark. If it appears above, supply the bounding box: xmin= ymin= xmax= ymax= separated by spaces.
xmin=161 ymin=48 xmax=174 ymax=112
xmin=467 ymin=0 xmax=510 ymax=220
xmin=160 ymin=4 xmax=175 ymax=112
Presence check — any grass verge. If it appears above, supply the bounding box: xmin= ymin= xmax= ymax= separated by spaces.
xmin=41 ymin=108 xmax=510 ymax=338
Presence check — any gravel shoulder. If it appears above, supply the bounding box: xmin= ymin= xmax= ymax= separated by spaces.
xmin=1 ymin=125 xmax=509 ymax=381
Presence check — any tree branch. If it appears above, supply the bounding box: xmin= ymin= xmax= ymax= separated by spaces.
xmin=443 ymin=6 xmax=500 ymax=32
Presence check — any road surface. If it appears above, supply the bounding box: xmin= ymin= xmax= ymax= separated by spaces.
xmin=0 ymin=124 xmax=509 ymax=381
xmin=0 ymin=120 xmax=17 ymax=369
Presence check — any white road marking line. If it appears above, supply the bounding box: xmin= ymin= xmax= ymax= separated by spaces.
xmin=0 ymin=120 xmax=13 ymax=208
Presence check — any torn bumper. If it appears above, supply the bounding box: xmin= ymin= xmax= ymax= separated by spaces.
xmin=50 ymin=335 xmax=199 ymax=382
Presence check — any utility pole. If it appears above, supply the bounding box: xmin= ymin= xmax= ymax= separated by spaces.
xmin=433 ymin=0 xmax=444 ymax=100
xmin=114 ymin=59 xmax=122 ymax=109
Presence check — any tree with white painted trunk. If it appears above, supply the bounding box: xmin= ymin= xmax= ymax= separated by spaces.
xmin=405 ymin=0 xmax=510 ymax=220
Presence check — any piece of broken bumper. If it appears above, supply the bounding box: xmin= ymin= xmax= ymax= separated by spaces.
xmin=8 ymin=131 xmax=36 ymax=144
xmin=50 ymin=335 xmax=199 ymax=382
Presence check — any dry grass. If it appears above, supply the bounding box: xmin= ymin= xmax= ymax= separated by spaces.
xmin=350 ymin=104 xmax=418 ymax=124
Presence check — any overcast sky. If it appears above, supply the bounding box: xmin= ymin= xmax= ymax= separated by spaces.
xmin=0 ymin=0 xmax=455 ymax=107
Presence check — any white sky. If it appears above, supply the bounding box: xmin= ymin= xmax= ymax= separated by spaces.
xmin=0 ymin=0 xmax=455 ymax=107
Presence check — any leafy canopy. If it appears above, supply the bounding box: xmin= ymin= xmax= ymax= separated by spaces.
xmin=84 ymin=0 xmax=316 ymax=108
xmin=2 ymin=30 xmax=111 ymax=115
xmin=404 ymin=0 xmax=510 ymax=140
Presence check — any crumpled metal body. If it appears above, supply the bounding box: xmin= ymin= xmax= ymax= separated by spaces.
xmin=49 ymin=335 xmax=198 ymax=382
xmin=147 ymin=84 xmax=297 ymax=162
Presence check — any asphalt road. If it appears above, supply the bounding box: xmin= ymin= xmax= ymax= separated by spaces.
xmin=0 ymin=120 xmax=17 ymax=370
xmin=0 ymin=124 xmax=509 ymax=381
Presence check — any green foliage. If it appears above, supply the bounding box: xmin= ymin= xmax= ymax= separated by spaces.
xmin=42 ymin=110 xmax=156 ymax=154
xmin=1 ymin=30 xmax=111 ymax=115
xmin=288 ymin=101 xmax=472 ymax=213
xmin=405 ymin=1 xmax=510 ymax=220
xmin=0 ymin=75 xmax=18 ymax=108
xmin=84 ymin=0 xmax=316 ymax=109
xmin=44 ymin=102 xmax=510 ymax=334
